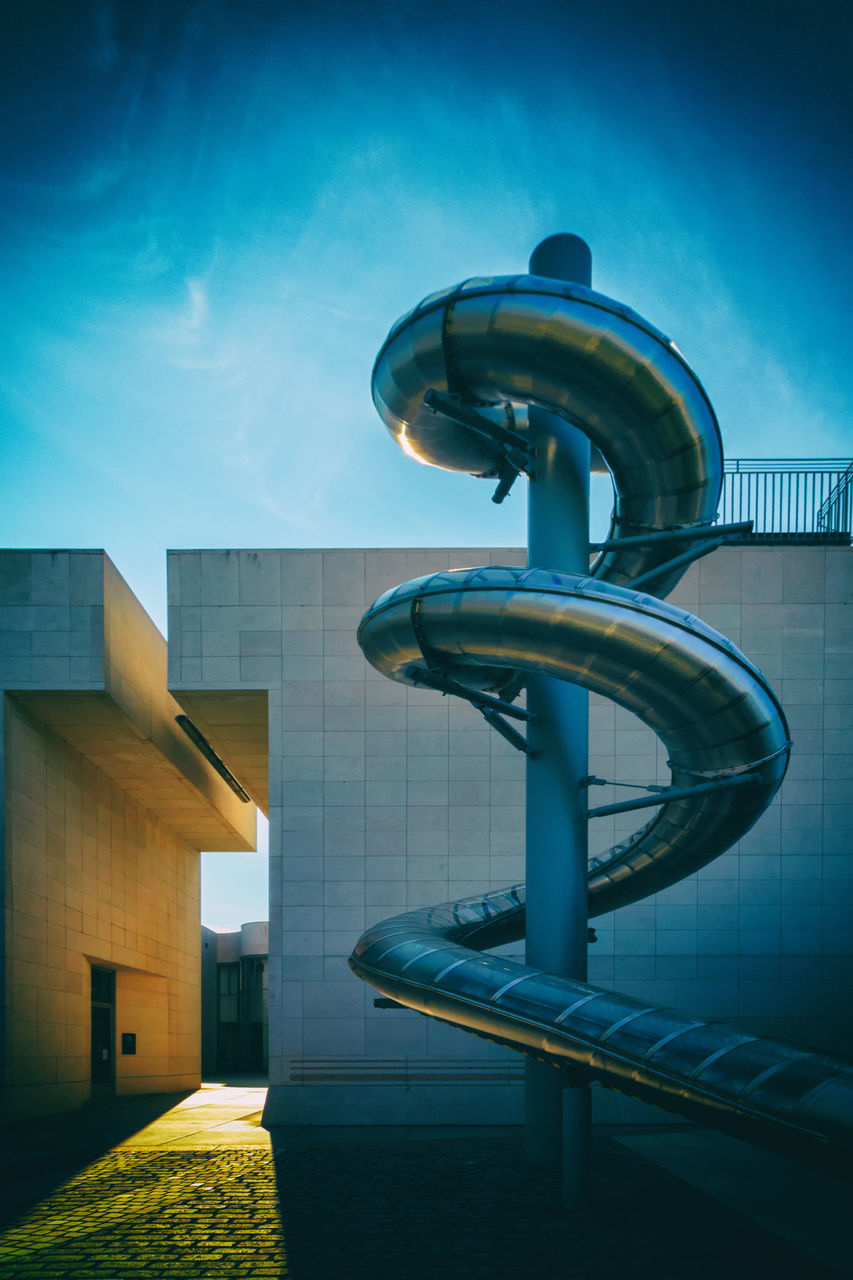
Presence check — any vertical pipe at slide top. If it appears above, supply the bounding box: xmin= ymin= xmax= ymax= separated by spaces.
xmin=524 ymin=235 xmax=592 ymax=1205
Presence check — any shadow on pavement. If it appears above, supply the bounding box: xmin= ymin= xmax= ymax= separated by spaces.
xmin=270 ymin=1127 xmax=841 ymax=1280
xmin=0 ymin=1090 xmax=193 ymax=1227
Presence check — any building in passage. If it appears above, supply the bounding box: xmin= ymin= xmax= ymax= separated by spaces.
xmin=0 ymin=551 xmax=256 ymax=1119
xmin=201 ymin=921 xmax=269 ymax=1077
xmin=2 ymin=459 xmax=852 ymax=1125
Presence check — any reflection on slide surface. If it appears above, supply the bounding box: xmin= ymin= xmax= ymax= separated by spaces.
xmin=350 ymin=272 xmax=853 ymax=1175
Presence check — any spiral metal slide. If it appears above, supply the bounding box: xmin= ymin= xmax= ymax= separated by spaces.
xmin=348 ymin=272 xmax=853 ymax=1174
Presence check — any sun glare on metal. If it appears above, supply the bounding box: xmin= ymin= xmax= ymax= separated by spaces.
xmin=398 ymin=423 xmax=429 ymax=465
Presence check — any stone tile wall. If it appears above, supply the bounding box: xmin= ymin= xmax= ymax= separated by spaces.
xmin=167 ymin=545 xmax=853 ymax=1125
xmin=1 ymin=551 xmax=207 ymax=1118
xmin=0 ymin=551 xmax=105 ymax=689
xmin=2 ymin=696 xmax=201 ymax=1117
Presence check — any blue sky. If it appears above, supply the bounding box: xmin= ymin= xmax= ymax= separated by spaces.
xmin=1 ymin=0 xmax=851 ymax=926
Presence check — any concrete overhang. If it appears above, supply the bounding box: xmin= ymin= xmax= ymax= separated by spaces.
xmin=16 ymin=688 xmax=255 ymax=850
xmin=168 ymin=690 xmax=268 ymax=814
xmin=7 ymin=553 xmax=256 ymax=852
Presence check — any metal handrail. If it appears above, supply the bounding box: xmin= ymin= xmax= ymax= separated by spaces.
xmin=817 ymin=461 xmax=853 ymax=532
xmin=723 ymin=458 xmax=851 ymax=472
xmin=721 ymin=459 xmax=852 ymax=540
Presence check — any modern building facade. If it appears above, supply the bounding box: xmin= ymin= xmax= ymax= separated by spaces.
xmin=164 ymin=533 xmax=853 ymax=1129
xmin=3 ymin=471 xmax=850 ymax=1128
xmin=0 ymin=551 xmax=256 ymax=1118
xmin=201 ymin=920 xmax=269 ymax=1076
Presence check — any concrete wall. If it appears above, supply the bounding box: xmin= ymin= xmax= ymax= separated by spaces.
xmin=594 ymin=544 xmax=853 ymax=1058
xmin=167 ymin=545 xmax=853 ymax=1126
xmin=2 ymin=696 xmax=201 ymax=1116
xmin=0 ymin=550 xmax=258 ymax=1119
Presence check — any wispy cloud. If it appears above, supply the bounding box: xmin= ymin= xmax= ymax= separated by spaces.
xmin=146 ymin=276 xmax=237 ymax=374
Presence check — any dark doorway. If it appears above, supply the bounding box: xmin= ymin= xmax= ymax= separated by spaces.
xmin=90 ymin=966 xmax=115 ymax=1098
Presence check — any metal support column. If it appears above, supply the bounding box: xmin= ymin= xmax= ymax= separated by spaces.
xmin=524 ymin=233 xmax=592 ymax=1209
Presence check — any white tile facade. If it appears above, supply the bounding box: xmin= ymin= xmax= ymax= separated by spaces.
xmin=167 ymin=545 xmax=853 ymax=1125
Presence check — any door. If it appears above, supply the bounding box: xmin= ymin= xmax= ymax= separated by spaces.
xmin=90 ymin=966 xmax=115 ymax=1097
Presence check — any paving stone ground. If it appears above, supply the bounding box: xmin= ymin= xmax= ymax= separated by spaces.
xmin=271 ymin=1129 xmax=841 ymax=1280
xmin=0 ymin=1149 xmax=283 ymax=1279
xmin=0 ymin=1086 xmax=846 ymax=1280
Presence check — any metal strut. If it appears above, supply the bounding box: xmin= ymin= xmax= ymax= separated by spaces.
xmin=583 ymin=772 xmax=762 ymax=820
xmin=628 ymin=537 xmax=729 ymax=588
xmin=591 ymin=520 xmax=756 ymax=591
xmin=589 ymin=521 xmax=754 ymax=551
xmin=405 ymin=664 xmax=534 ymax=754
xmin=423 ymin=389 xmax=534 ymax=504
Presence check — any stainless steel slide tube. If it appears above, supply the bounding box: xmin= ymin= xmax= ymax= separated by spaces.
xmin=351 ymin=246 xmax=853 ymax=1177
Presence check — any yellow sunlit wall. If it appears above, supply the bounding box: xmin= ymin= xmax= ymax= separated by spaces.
xmin=0 ymin=550 xmax=258 ymax=1120
xmin=3 ymin=696 xmax=201 ymax=1116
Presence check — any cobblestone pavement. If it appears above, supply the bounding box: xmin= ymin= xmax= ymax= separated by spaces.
xmin=0 ymin=1148 xmax=283 ymax=1279
xmin=0 ymin=1124 xmax=845 ymax=1280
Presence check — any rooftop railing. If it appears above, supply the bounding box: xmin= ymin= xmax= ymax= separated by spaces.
xmin=721 ymin=459 xmax=853 ymax=543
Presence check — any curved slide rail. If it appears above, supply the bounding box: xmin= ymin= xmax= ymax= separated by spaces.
xmin=349 ymin=273 xmax=853 ymax=1174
